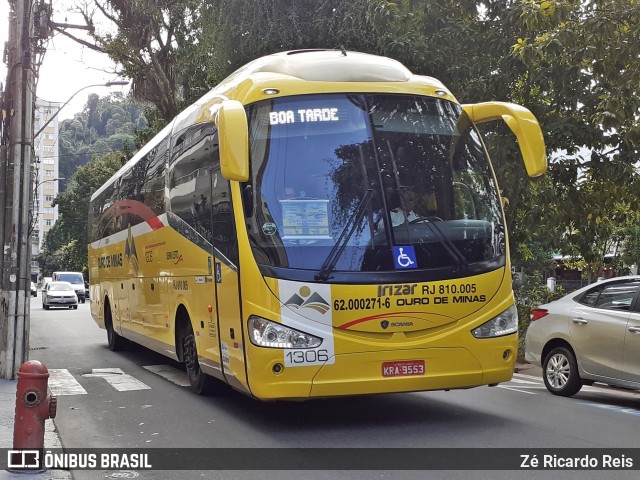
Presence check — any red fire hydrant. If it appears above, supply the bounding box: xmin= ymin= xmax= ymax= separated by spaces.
xmin=13 ymin=360 xmax=57 ymax=451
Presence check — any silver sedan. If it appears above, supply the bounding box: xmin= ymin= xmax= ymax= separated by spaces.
xmin=525 ymin=276 xmax=640 ymax=396
xmin=42 ymin=281 xmax=78 ymax=310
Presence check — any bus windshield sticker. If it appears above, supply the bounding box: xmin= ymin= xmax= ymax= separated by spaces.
xmin=262 ymin=223 xmax=277 ymax=236
xmin=393 ymin=246 xmax=417 ymax=270
xmin=280 ymin=199 xmax=332 ymax=240
xmin=269 ymin=108 xmax=339 ymax=125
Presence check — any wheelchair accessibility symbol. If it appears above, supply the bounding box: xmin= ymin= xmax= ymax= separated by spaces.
xmin=393 ymin=246 xmax=417 ymax=269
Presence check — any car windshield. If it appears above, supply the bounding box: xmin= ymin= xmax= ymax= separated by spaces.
xmin=49 ymin=283 xmax=73 ymax=291
xmin=57 ymin=274 xmax=83 ymax=284
xmin=244 ymin=94 xmax=505 ymax=281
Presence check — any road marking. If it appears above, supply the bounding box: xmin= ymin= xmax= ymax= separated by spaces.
xmin=580 ymin=402 xmax=640 ymax=417
xmin=143 ymin=364 xmax=190 ymax=387
xmin=48 ymin=369 xmax=88 ymax=396
xmin=509 ymin=377 xmax=540 ymax=385
xmin=494 ymin=373 xmax=546 ymax=395
xmin=512 ymin=372 xmax=542 ymax=381
xmin=82 ymin=368 xmax=151 ymax=391
xmin=497 ymin=385 xmax=538 ymax=394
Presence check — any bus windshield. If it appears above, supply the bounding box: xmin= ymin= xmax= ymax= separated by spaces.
xmin=245 ymin=94 xmax=505 ymax=279
xmin=56 ymin=273 xmax=84 ymax=284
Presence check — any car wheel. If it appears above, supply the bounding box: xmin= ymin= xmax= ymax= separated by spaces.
xmin=43 ymin=304 xmax=49 ymax=310
xmin=182 ymin=322 xmax=215 ymax=395
xmin=543 ymin=346 xmax=582 ymax=397
xmin=73 ymin=305 xmax=78 ymax=310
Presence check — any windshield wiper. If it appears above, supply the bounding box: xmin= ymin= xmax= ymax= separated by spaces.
xmin=315 ymin=189 xmax=374 ymax=282
xmin=411 ymin=218 xmax=469 ymax=270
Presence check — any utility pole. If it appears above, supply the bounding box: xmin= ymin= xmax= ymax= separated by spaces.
xmin=0 ymin=0 xmax=37 ymax=379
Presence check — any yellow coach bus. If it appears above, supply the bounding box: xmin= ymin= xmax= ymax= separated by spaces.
xmin=88 ymin=50 xmax=546 ymax=400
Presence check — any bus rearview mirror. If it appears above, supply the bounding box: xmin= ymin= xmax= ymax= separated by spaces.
xmin=217 ymin=100 xmax=249 ymax=182
xmin=462 ymin=102 xmax=547 ymax=177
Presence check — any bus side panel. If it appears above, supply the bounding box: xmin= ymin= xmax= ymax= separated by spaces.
xmin=215 ymin=260 xmax=250 ymax=393
xmin=155 ymin=226 xmax=225 ymax=379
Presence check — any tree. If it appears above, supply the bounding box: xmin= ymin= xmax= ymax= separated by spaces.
xmin=384 ymin=1 xmax=640 ymax=280
xmin=56 ymin=0 xmax=204 ymax=121
xmin=38 ymin=151 xmax=128 ymax=273
xmin=57 ymin=92 xmax=144 ymax=188
xmin=54 ymin=0 xmax=640 ymax=281
xmin=509 ymin=0 xmax=640 ymax=278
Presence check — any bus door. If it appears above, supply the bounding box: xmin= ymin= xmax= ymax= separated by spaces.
xmin=169 ymin=123 xmax=224 ymax=376
xmin=209 ymin=169 xmax=249 ymax=393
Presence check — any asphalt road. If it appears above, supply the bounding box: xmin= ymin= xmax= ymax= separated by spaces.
xmin=25 ymin=294 xmax=640 ymax=480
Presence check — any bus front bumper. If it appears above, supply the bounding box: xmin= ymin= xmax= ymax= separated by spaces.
xmin=249 ymin=344 xmax=516 ymax=400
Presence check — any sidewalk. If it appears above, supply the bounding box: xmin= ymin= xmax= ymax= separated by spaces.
xmin=514 ymin=360 xmax=543 ymax=378
xmin=0 ymin=378 xmax=71 ymax=480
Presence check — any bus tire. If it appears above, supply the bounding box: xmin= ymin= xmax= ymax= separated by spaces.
xmin=105 ymin=300 xmax=128 ymax=352
xmin=182 ymin=322 xmax=215 ymax=395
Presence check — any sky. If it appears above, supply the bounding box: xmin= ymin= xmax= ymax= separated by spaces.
xmin=1 ymin=0 xmax=129 ymax=121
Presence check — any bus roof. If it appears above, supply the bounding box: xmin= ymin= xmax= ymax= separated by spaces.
xmin=250 ymin=49 xmax=414 ymax=82
xmin=173 ymin=49 xmax=455 ymax=131
xmin=91 ymin=50 xmax=456 ymax=202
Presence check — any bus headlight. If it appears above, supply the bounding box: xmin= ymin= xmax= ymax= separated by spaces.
xmin=248 ymin=316 xmax=323 ymax=349
xmin=471 ymin=305 xmax=518 ymax=338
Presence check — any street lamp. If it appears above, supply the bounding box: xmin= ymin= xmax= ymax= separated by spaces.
xmin=34 ymin=80 xmax=129 ymax=138
xmin=35 ymin=177 xmax=65 ymax=190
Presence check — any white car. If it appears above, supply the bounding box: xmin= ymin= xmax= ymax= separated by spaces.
xmin=30 ymin=281 xmax=37 ymax=297
xmin=525 ymin=276 xmax=640 ymax=397
xmin=42 ymin=281 xmax=78 ymax=310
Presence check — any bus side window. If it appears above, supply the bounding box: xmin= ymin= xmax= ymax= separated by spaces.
xmin=169 ymin=123 xmax=218 ymax=244
xmin=143 ymin=137 xmax=169 ymax=216
xmin=211 ymin=164 xmax=239 ymax=266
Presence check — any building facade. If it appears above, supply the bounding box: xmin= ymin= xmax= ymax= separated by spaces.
xmin=31 ymin=99 xmax=62 ymax=282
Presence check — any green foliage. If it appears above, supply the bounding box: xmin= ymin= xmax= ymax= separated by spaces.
xmin=37 ymin=151 xmax=128 ymax=274
xmin=66 ymin=0 xmax=640 ymax=289
xmin=57 ymin=93 xmax=146 ymax=190
xmin=619 ymin=223 xmax=640 ymax=272
xmin=514 ymin=276 xmax=567 ymax=355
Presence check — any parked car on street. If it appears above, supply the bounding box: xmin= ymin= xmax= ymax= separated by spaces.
xmin=30 ymin=281 xmax=37 ymax=297
xmin=525 ymin=276 xmax=640 ymax=397
xmin=42 ymin=281 xmax=78 ymax=310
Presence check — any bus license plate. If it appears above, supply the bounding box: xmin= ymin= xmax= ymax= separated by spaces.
xmin=382 ymin=360 xmax=425 ymax=377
